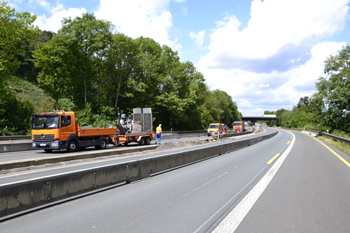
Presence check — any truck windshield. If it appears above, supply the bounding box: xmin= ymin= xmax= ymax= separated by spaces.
xmin=32 ymin=116 xmax=59 ymax=129
xmin=209 ymin=125 xmax=219 ymax=129
xmin=234 ymin=123 xmax=242 ymax=126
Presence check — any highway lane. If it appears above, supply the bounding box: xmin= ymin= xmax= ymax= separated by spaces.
xmin=0 ymin=128 xmax=288 ymax=232
xmin=229 ymin=130 xmax=350 ymax=232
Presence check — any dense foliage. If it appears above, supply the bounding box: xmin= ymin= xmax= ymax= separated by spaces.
xmin=0 ymin=1 xmax=40 ymax=132
xmin=0 ymin=3 xmax=241 ymax=132
xmin=265 ymin=45 xmax=350 ymax=134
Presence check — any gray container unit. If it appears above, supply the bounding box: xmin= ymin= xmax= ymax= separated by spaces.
xmin=142 ymin=108 xmax=153 ymax=133
xmin=133 ymin=108 xmax=142 ymax=125
xmin=132 ymin=108 xmax=153 ymax=133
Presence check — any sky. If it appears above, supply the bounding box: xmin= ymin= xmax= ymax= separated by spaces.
xmin=7 ymin=0 xmax=350 ymax=116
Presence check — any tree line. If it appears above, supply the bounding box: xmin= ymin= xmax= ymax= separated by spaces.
xmin=0 ymin=2 xmax=241 ymax=133
xmin=265 ymin=44 xmax=350 ymax=134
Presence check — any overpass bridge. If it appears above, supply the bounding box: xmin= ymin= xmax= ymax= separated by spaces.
xmin=242 ymin=115 xmax=276 ymax=125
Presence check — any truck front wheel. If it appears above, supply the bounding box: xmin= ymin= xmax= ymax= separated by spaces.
xmin=67 ymin=140 xmax=78 ymax=152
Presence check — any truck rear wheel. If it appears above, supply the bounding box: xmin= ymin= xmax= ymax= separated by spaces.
xmin=67 ymin=140 xmax=78 ymax=152
xmin=96 ymin=139 xmax=107 ymax=149
xmin=139 ymin=137 xmax=145 ymax=145
xmin=145 ymin=137 xmax=150 ymax=145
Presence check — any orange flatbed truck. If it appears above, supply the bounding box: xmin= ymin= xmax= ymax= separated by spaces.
xmin=31 ymin=110 xmax=154 ymax=152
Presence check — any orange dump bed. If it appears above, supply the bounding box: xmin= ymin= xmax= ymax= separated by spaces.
xmin=77 ymin=127 xmax=117 ymax=137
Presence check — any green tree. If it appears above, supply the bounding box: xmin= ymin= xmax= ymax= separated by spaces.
xmin=213 ymin=89 xmax=240 ymax=125
xmin=0 ymin=1 xmax=40 ymax=80
xmin=106 ymin=34 xmax=141 ymax=110
xmin=315 ymin=44 xmax=350 ymax=132
xmin=0 ymin=2 xmax=38 ymax=132
xmin=59 ymin=13 xmax=113 ymax=110
xmin=16 ymin=30 xmax=54 ymax=84
xmin=296 ymin=96 xmax=310 ymax=108
xmin=264 ymin=110 xmax=276 ymax=115
xmin=33 ymin=35 xmax=71 ymax=109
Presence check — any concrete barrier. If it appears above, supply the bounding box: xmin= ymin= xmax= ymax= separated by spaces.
xmin=0 ymin=145 xmax=158 ymax=171
xmin=0 ymin=136 xmax=31 ymax=141
xmin=0 ymin=130 xmax=277 ymax=217
xmin=0 ymin=143 xmax=37 ymax=153
xmin=162 ymin=132 xmax=207 ymax=139
xmin=301 ymin=130 xmax=319 ymax=137
xmin=0 ymin=161 xmax=140 ymax=217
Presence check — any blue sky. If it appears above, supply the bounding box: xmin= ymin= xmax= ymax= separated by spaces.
xmin=8 ymin=0 xmax=350 ymax=116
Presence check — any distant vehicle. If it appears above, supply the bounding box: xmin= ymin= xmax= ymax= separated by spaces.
xmin=233 ymin=121 xmax=246 ymax=133
xmin=207 ymin=123 xmax=224 ymax=137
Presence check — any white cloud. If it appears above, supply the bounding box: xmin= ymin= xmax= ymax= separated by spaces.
xmin=33 ymin=1 xmax=86 ymax=32
xmin=196 ymin=0 xmax=349 ymax=116
xmin=189 ymin=30 xmax=205 ymax=48
xmin=95 ymin=0 xmax=181 ymax=52
xmin=259 ymin=84 xmax=269 ymax=88
xmin=202 ymin=0 xmax=349 ymax=71
xmin=6 ymin=0 xmax=24 ymax=8
xmin=36 ymin=0 xmax=50 ymax=9
xmin=196 ymin=41 xmax=345 ymax=116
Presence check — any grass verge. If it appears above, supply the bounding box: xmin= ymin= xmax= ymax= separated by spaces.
xmin=318 ymin=136 xmax=350 ymax=155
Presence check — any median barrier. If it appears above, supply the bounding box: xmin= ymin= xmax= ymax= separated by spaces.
xmin=0 ymin=130 xmax=277 ymax=217
xmin=0 ymin=142 xmax=36 ymax=153
xmin=0 ymin=145 xmax=158 ymax=170
xmin=0 ymin=160 xmax=140 ymax=218
xmin=0 ymin=136 xmax=31 ymax=141
xmin=162 ymin=132 xmax=207 ymax=139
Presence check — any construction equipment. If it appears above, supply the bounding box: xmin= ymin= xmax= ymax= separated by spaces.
xmin=115 ymin=108 xmax=154 ymax=146
xmin=31 ymin=108 xmax=154 ymax=152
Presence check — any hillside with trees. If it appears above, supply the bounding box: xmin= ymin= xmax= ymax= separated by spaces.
xmin=0 ymin=2 xmax=241 ymax=134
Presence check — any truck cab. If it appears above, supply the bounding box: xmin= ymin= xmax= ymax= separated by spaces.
xmin=233 ymin=121 xmax=246 ymax=133
xmin=31 ymin=111 xmax=76 ymax=152
xmin=207 ymin=123 xmax=223 ymax=136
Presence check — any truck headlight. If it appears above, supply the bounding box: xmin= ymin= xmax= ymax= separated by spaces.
xmin=51 ymin=142 xmax=59 ymax=147
xmin=32 ymin=142 xmax=36 ymax=147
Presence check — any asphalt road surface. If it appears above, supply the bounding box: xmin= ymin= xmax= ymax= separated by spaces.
xmin=2 ymin=129 xmax=348 ymax=233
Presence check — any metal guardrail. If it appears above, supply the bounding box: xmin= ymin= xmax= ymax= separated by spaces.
xmin=305 ymin=130 xmax=350 ymax=145
xmin=278 ymin=127 xmax=350 ymax=145
xmin=0 ymin=135 xmax=31 ymax=141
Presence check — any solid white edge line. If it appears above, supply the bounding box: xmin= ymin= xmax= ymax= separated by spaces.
xmin=212 ymin=131 xmax=296 ymax=233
